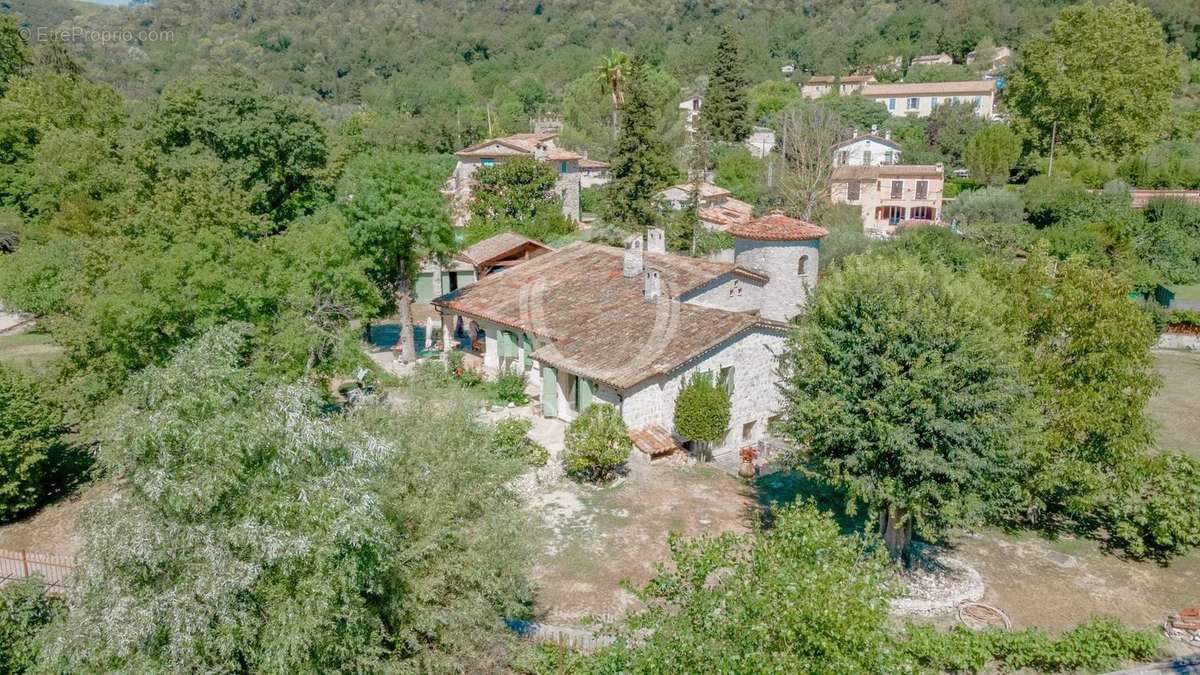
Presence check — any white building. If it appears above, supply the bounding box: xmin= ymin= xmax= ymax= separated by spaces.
xmin=833 ymin=133 xmax=903 ymax=167
xmin=433 ymin=214 xmax=828 ymax=463
xmin=745 ymin=127 xmax=777 ymax=158
xmin=679 ymin=95 xmax=703 ymax=133
xmin=800 ymin=74 xmax=876 ymax=99
xmin=442 ymin=132 xmax=599 ymax=226
xmin=860 ymin=80 xmax=997 ymax=118
xmin=910 ymin=53 xmax=954 ymax=67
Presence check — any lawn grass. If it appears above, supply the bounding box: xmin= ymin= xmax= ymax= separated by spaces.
xmin=1147 ymin=349 xmax=1200 ymax=458
xmin=0 ymin=330 xmax=62 ymax=375
xmin=1169 ymin=283 xmax=1200 ymax=304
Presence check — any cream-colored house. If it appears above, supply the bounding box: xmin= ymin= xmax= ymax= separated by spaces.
xmin=910 ymin=53 xmax=954 ymax=67
xmin=433 ymin=215 xmax=827 ymax=463
xmin=800 ymin=74 xmax=876 ymax=99
xmin=442 ymin=132 xmax=593 ymax=226
xmin=831 ymin=164 xmax=945 ymax=238
xmin=861 ymin=80 xmax=996 ymax=118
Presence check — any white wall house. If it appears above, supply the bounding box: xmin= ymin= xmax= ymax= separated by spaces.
xmin=833 ymin=134 xmax=903 ymax=167
xmin=860 ymin=80 xmax=997 ymax=118
xmin=433 ymin=214 xmax=828 ymax=464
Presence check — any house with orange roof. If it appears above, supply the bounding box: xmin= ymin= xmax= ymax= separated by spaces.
xmin=432 ymin=214 xmax=826 ymax=463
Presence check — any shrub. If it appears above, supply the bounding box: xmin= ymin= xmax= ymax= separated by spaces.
xmin=673 ymin=374 xmax=731 ymax=445
xmin=0 ymin=364 xmax=64 ymax=522
xmin=1022 ymin=175 xmax=1090 ymax=227
xmin=563 ymin=404 xmax=630 ymax=482
xmin=1099 ymin=453 xmax=1200 ymax=560
xmin=0 ymin=577 xmax=63 ymax=674
xmin=492 ymin=418 xmax=549 ymax=467
xmin=493 ymin=369 xmax=529 ymax=406
xmin=943 ymin=187 xmax=1024 ymax=226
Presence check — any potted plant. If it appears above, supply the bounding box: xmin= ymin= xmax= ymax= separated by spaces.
xmin=739 ymin=446 xmax=757 ymax=478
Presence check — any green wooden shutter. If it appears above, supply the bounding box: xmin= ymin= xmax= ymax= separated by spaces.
xmin=499 ymin=330 xmax=517 ymax=358
xmin=415 ymin=273 xmax=434 ymax=302
xmin=719 ymin=366 xmax=734 ymax=395
xmin=542 ymin=366 xmax=558 ymax=417
xmin=522 ymin=334 xmax=534 ymax=369
xmin=577 ymin=378 xmax=593 ymax=412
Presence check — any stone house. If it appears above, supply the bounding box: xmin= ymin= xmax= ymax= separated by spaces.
xmin=442 ymin=132 xmax=593 ymax=227
xmin=831 ymin=163 xmax=945 ymax=238
xmin=833 ymin=133 xmax=903 ymax=167
xmin=577 ymin=158 xmax=611 ymax=189
xmin=860 ymin=80 xmax=997 ymax=119
xmin=657 ymin=181 xmax=754 ymax=233
xmin=745 ymin=127 xmax=777 ymax=158
xmin=432 ymin=214 xmax=827 ymax=463
xmin=678 ymin=95 xmax=703 ymax=133
xmin=910 ymin=53 xmax=954 ymax=67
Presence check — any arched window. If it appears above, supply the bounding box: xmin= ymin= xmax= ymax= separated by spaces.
xmin=797 ymin=255 xmax=809 ymax=275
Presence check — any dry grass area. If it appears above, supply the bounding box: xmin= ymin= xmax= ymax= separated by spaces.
xmin=528 ymin=462 xmax=756 ymax=625
xmin=0 ymin=330 xmax=62 ymax=374
xmin=1148 ymin=349 xmax=1200 ymax=458
xmin=0 ymin=482 xmax=113 ymax=557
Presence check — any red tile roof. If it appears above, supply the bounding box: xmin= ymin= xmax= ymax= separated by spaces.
xmin=628 ymin=424 xmax=680 ymax=457
xmin=728 ymin=211 xmax=829 ymax=241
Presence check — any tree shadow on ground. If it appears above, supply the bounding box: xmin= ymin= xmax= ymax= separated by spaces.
xmin=752 ymin=470 xmax=870 ymax=536
xmin=39 ymin=442 xmax=96 ymax=506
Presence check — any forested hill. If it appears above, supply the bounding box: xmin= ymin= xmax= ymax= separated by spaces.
xmin=7 ymin=0 xmax=1198 ymax=110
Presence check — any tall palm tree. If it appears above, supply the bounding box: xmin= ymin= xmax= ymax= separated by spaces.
xmin=594 ymin=50 xmax=631 ymax=138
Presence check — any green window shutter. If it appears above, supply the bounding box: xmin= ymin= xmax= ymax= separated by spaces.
xmin=504 ymin=330 xmax=523 ymax=358
xmin=577 ymin=378 xmax=593 ymax=412
xmin=542 ymin=366 xmax=558 ymax=417
xmin=522 ymin=334 xmax=534 ymax=369
xmin=415 ymin=274 xmax=434 ymax=302
xmin=719 ymin=366 xmax=734 ymax=395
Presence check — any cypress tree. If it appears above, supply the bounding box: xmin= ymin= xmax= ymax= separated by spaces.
xmin=602 ymin=55 xmax=678 ymax=230
xmin=701 ymin=26 xmax=751 ymax=142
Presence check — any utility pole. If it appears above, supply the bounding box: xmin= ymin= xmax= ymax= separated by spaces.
xmin=1047 ymin=120 xmax=1058 ymax=177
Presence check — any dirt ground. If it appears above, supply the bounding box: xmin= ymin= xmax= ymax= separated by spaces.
xmin=0 ymin=482 xmax=112 ymax=557
xmin=528 ymin=461 xmax=756 ymax=625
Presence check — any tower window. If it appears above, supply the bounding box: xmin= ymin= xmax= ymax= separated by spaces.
xmin=797 ymin=255 xmax=809 ymax=275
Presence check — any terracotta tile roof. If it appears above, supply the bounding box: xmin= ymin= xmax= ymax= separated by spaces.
xmin=434 ymin=242 xmax=767 ymax=389
xmin=456 ymin=132 xmax=581 ymax=161
xmin=728 ymin=211 xmax=828 ymax=241
xmin=862 ymin=80 xmax=994 ymax=97
xmin=455 ymin=232 xmax=551 ymax=267
xmin=832 ymin=164 xmax=944 ymax=180
xmin=698 ymin=197 xmax=754 ymax=230
xmin=662 ymin=181 xmax=732 ymax=199
xmin=807 ymin=74 xmax=874 ymax=85
xmin=578 ymin=158 xmax=610 ymax=169
xmin=629 ymin=424 xmax=680 ymax=457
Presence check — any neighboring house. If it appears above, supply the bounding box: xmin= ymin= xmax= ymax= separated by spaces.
xmin=679 ymin=96 xmax=703 ymax=133
xmin=861 ymin=80 xmax=996 ymax=118
xmin=414 ymin=232 xmax=553 ymax=303
xmin=966 ymin=46 xmax=1012 ymax=74
xmin=577 ymin=157 xmax=611 ymax=188
xmin=432 ymin=215 xmax=828 ymax=462
xmin=780 ymin=63 xmax=796 ymax=75
xmin=442 ymin=132 xmax=587 ymax=227
xmin=1126 ymin=190 xmax=1200 ymax=209
xmin=745 ymin=127 xmax=777 ymax=158
xmin=910 ymin=53 xmax=954 ymax=67
xmin=833 ymin=133 xmax=903 ymax=167
xmin=800 ymin=74 xmax=876 ymax=99
xmin=831 ymin=163 xmax=945 ymax=238
xmin=657 ymin=181 xmax=754 ymax=233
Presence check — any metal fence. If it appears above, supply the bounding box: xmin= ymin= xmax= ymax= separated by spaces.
xmin=0 ymin=549 xmax=76 ymax=594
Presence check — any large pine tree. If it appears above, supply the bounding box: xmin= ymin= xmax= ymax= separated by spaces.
xmin=700 ymin=26 xmax=751 ymax=143
xmin=602 ymin=55 xmax=678 ymax=230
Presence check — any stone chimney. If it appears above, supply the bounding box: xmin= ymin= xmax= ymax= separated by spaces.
xmin=646 ymin=227 xmax=666 ymax=254
xmin=644 ymin=268 xmax=661 ymax=300
xmin=623 ymin=235 xmax=644 ymax=278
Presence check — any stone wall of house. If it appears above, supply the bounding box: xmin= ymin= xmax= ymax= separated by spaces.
xmin=679 ymin=273 xmax=766 ymax=314
xmin=555 ymin=172 xmax=581 ymax=222
xmin=733 ymin=239 xmax=820 ymax=322
xmin=619 ymin=328 xmax=786 ymax=452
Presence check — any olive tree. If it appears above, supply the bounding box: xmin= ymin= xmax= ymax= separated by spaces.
xmin=779 ymin=254 xmax=1033 ymax=565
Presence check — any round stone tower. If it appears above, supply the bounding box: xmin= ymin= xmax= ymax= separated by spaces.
xmin=727 ymin=209 xmax=829 ymax=322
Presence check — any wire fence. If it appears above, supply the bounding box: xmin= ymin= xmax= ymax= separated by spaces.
xmin=0 ymin=549 xmax=76 ymax=594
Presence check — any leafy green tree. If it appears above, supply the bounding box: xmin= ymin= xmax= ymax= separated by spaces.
xmin=602 ymin=55 xmax=679 ymax=230
xmin=586 ymin=502 xmax=906 ymax=672
xmin=926 ymin=101 xmax=986 ymax=167
xmin=700 ymin=26 xmax=751 ymax=142
xmin=0 ymin=16 xmax=30 ymax=96
xmin=747 ymin=79 xmax=798 ymax=126
xmin=711 ymin=144 xmax=766 ymax=204
xmin=339 ymin=153 xmax=456 ymax=362
xmin=0 ymin=364 xmax=63 ymax=522
xmin=673 ymin=374 xmax=731 ymax=448
xmin=563 ymin=404 xmax=631 ymax=483
xmin=148 ymin=72 xmax=330 ymax=222
xmin=943 ymin=187 xmax=1025 ymax=225
xmin=780 ymin=254 xmax=1033 ymax=564
xmin=40 ymin=326 xmax=532 ymax=671
xmin=562 ymin=62 xmax=682 ymax=160
xmin=1133 ymin=197 xmax=1200 ymax=284
xmin=965 ymin=125 xmax=1021 ymax=185
xmin=466 ymin=156 xmax=573 ymax=243
xmin=1007 ymin=0 xmax=1184 ymax=159
xmin=0 ymin=577 xmax=63 ymax=674
xmin=815 ymin=95 xmax=890 ymax=130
